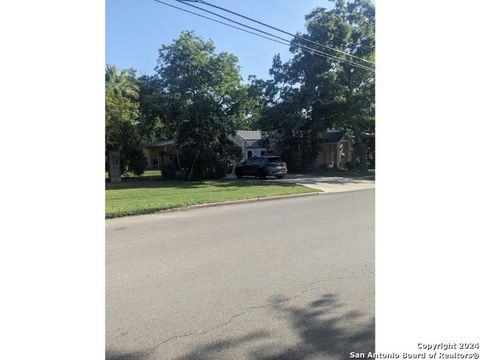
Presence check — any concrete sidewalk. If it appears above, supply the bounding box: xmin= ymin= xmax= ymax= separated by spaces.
xmin=275 ymin=174 xmax=375 ymax=193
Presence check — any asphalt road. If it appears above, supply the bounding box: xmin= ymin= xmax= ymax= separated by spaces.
xmin=106 ymin=189 xmax=375 ymax=360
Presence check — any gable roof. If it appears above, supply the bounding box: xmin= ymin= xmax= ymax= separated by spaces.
xmin=324 ymin=129 xmax=352 ymax=144
xmin=325 ymin=131 xmax=345 ymax=144
xmin=236 ymin=130 xmax=262 ymax=141
xmin=145 ymin=139 xmax=175 ymax=148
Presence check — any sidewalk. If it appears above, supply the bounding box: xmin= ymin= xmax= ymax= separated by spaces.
xmin=275 ymin=174 xmax=375 ymax=193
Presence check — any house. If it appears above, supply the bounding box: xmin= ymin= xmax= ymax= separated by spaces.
xmin=142 ymin=128 xmax=354 ymax=175
xmin=230 ymin=130 xmax=268 ymax=161
xmin=264 ymin=128 xmax=354 ymax=169
xmin=144 ymin=130 xmax=267 ymax=171
xmin=317 ymin=129 xmax=353 ymax=168
xmin=144 ymin=139 xmax=175 ymax=170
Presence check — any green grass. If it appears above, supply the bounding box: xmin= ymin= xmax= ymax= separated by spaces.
xmin=106 ymin=179 xmax=318 ymax=218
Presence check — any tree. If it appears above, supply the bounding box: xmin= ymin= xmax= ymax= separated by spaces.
xmin=105 ymin=65 xmax=146 ymax=175
xmin=136 ymin=75 xmax=167 ymax=143
xmin=105 ymin=64 xmax=139 ymax=99
xmin=153 ymin=31 xmax=245 ymax=180
xmin=255 ymin=0 xmax=375 ymax=174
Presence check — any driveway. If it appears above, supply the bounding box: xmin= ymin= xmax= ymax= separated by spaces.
xmin=275 ymin=174 xmax=375 ymax=193
xmin=106 ymin=190 xmax=375 ymax=359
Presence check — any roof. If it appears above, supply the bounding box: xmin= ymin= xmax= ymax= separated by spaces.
xmin=144 ymin=139 xmax=175 ymax=148
xmin=236 ymin=130 xmax=262 ymax=141
xmin=325 ymin=129 xmax=350 ymax=144
xmin=245 ymin=140 xmax=264 ymax=149
xmin=325 ymin=131 xmax=345 ymax=144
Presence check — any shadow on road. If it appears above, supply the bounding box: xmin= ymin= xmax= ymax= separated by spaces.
xmin=106 ymin=349 xmax=155 ymax=360
xmin=174 ymin=293 xmax=374 ymax=360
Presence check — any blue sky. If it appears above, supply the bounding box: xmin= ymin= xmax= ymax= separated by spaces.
xmin=106 ymin=0 xmax=331 ymax=80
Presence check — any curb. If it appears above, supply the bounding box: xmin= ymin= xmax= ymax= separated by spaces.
xmin=187 ymin=191 xmax=322 ymax=210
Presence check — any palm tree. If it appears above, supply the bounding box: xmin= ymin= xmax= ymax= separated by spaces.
xmin=105 ymin=64 xmax=139 ymax=99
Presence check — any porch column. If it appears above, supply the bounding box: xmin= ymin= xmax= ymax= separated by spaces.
xmin=335 ymin=144 xmax=340 ymax=168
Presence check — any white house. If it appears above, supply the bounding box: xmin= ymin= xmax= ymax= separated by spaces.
xmin=230 ymin=130 xmax=268 ymax=161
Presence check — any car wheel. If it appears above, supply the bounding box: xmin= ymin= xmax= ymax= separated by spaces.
xmin=257 ymin=169 xmax=267 ymax=180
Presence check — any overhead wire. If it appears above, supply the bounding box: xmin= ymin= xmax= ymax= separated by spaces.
xmin=180 ymin=0 xmax=375 ymax=66
xmin=171 ymin=0 xmax=374 ymax=72
xmin=152 ymin=0 xmax=293 ymax=47
xmin=259 ymin=0 xmax=304 ymax=21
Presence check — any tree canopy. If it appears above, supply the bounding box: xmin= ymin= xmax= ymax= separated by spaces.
xmin=254 ymin=0 xmax=375 ymax=173
xmin=151 ymin=31 xmax=249 ymax=179
xmin=105 ymin=65 xmax=145 ymax=174
xmin=105 ymin=0 xmax=376 ymax=179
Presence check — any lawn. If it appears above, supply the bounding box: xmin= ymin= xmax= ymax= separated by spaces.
xmin=106 ymin=179 xmax=317 ymax=218
xmin=105 ymin=170 xmax=162 ymax=179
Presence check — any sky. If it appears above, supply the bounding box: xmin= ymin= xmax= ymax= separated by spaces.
xmin=106 ymin=0 xmax=331 ymax=80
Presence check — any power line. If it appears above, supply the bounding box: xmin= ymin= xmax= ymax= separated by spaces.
xmin=160 ymin=0 xmax=374 ymax=72
xmin=259 ymin=0 xmax=304 ymax=21
xmin=180 ymin=0 xmax=375 ymax=66
xmin=172 ymin=0 xmax=374 ymax=72
xmin=152 ymin=0 xmax=292 ymax=47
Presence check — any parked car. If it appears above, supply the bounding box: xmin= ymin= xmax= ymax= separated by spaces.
xmin=234 ymin=156 xmax=287 ymax=179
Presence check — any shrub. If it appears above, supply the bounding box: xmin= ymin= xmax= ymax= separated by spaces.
xmin=159 ymin=163 xmax=176 ymax=179
xmin=129 ymin=150 xmax=147 ymax=176
xmin=345 ymin=162 xmax=356 ymax=171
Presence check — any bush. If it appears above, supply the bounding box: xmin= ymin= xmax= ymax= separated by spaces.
xmin=162 ymin=163 xmax=179 ymax=179
xmin=129 ymin=150 xmax=147 ymax=176
xmin=345 ymin=162 xmax=356 ymax=171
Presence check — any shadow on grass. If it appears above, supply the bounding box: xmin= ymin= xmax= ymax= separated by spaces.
xmin=280 ymin=177 xmax=374 ymax=187
xmin=105 ymin=179 xmax=303 ymax=191
xmin=307 ymin=169 xmax=375 ymax=180
xmin=175 ymin=293 xmax=374 ymax=360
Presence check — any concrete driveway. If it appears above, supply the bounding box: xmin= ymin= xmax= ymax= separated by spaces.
xmin=275 ymin=175 xmax=375 ymax=193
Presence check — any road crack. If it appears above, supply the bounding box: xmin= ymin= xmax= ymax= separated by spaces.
xmin=156 ymin=275 xmax=352 ymax=349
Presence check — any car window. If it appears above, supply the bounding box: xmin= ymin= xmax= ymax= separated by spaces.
xmin=268 ymin=157 xmax=281 ymax=162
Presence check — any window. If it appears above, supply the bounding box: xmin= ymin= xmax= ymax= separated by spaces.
xmin=247 ymin=151 xmax=252 ymax=158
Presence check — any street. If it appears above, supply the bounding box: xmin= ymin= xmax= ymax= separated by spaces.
xmin=106 ymin=189 xmax=375 ymax=360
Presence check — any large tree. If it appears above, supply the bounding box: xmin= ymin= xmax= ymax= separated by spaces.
xmin=105 ymin=65 xmax=145 ymax=175
xmin=256 ymin=0 xmax=375 ymax=174
xmin=136 ymin=75 xmax=167 ymax=143
xmin=154 ymin=31 xmax=248 ymax=179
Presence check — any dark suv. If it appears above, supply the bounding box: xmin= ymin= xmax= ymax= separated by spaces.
xmin=234 ymin=156 xmax=287 ymax=179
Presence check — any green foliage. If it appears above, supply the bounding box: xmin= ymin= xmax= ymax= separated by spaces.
xmin=136 ymin=75 xmax=167 ymax=143
xmin=128 ymin=149 xmax=147 ymax=176
xmin=105 ymin=64 xmax=139 ymax=99
xmin=255 ymin=0 xmax=375 ymax=173
xmin=105 ymin=1 xmax=375 ymax=177
xmin=154 ymin=31 xmax=245 ymax=180
xmin=105 ymin=65 xmax=144 ymax=175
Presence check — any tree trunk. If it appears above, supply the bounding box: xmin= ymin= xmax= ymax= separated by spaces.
xmin=174 ymin=125 xmax=182 ymax=177
xmin=175 ymin=147 xmax=182 ymax=175
xmin=353 ymin=126 xmax=368 ymax=175
xmin=187 ymin=150 xmax=200 ymax=181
